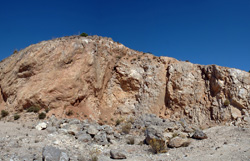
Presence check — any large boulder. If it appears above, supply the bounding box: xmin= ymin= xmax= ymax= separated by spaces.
xmin=168 ymin=137 xmax=191 ymax=148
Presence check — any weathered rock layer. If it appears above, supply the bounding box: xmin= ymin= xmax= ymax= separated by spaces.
xmin=0 ymin=35 xmax=249 ymax=126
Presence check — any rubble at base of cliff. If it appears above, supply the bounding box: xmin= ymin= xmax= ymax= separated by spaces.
xmin=0 ymin=113 xmax=249 ymax=161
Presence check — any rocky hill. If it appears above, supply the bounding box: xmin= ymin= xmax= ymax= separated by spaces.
xmin=0 ymin=35 xmax=250 ymax=161
xmin=0 ymin=35 xmax=249 ymax=127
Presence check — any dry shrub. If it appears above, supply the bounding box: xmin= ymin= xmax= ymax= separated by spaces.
xmin=149 ymin=138 xmax=167 ymax=154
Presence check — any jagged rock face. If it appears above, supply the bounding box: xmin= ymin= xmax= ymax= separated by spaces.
xmin=0 ymin=36 xmax=249 ymax=126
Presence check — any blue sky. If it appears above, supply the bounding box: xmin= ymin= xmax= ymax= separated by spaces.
xmin=0 ymin=0 xmax=249 ymax=71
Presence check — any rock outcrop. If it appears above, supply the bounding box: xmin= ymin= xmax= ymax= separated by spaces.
xmin=0 ymin=35 xmax=249 ymax=126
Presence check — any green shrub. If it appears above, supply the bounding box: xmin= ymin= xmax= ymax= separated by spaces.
xmin=14 ymin=114 xmax=20 ymax=120
xmin=80 ymin=32 xmax=88 ymax=37
xmin=1 ymin=110 xmax=9 ymax=118
xmin=38 ymin=112 xmax=46 ymax=119
xmin=224 ymin=99 xmax=230 ymax=107
xmin=122 ymin=123 xmax=132 ymax=134
xmin=149 ymin=138 xmax=167 ymax=154
xmin=27 ymin=106 xmax=40 ymax=113
xmin=249 ymin=70 xmax=250 ymax=73
xmin=66 ymin=109 xmax=73 ymax=116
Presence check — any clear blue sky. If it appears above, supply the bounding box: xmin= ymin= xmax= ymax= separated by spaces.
xmin=0 ymin=0 xmax=249 ymax=71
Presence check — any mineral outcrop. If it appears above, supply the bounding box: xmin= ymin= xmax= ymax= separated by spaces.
xmin=0 ymin=35 xmax=249 ymax=126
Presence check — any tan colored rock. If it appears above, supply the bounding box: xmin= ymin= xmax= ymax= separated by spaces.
xmin=168 ymin=137 xmax=191 ymax=148
xmin=0 ymin=35 xmax=249 ymax=126
xmin=231 ymin=107 xmax=242 ymax=119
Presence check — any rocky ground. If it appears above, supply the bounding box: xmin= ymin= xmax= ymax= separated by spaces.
xmin=0 ymin=112 xmax=249 ymax=161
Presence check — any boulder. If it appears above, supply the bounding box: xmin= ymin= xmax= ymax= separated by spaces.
xmin=42 ymin=146 xmax=69 ymax=161
xmin=76 ymin=133 xmax=92 ymax=142
xmin=168 ymin=137 xmax=191 ymax=148
xmin=94 ymin=131 xmax=109 ymax=145
xmin=36 ymin=122 xmax=47 ymax=130
xmin=87 ymin=125 xmax=99 ymax=135
xmin=192 ymin=130 xmax=208 ymax=140
xmin=66 ymin=124 xmax=81 ymax=135
xmin=110 ymin=149 xmax=127 ymax=159
xmin=47 ymin=127 xmax=57 ymax=133
xmin=231 ymin=107 xmax=242 ymax=119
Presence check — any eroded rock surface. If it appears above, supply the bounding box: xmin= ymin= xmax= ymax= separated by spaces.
xmin=0 ymin=35 xmax=249 ymax=127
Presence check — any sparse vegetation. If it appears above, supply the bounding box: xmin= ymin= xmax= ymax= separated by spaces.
xmin=26 ymin=106 xmax=40 ymax=113
xmin=38 ymin=112 xmax=46 ymax=119
xmin=115 ymin=119 xmax=123 ymax=126
xmin=80 ymin=32 xmax=88 ymax=37
xmin=224 ymin=99 xmax=230 ymax=107
xmin=14 ymin=114 xmax=20 ymax=120
xmin=1 ymin=110 xmax=9 ymax=118
xmin=66 ymin=109 xmax=73 ymax=116
xmin=122 ymin=123 xmax=132 ymax=134
xmin=127 ymin=137 xmax=135 ymax=145
xmin=127 ymin=116 xmax=135 ymax=124
xmin=149 ymin=138 xmax=167 ymax=154
xmin=91 ymin=156 xmax=98 ymax=161
xmin=45 ymin=108 xmax=50 ymax=113
xmin=13 ymin=49 xmax=18 ymax=54
xmin=116 ymin=55 xmax=122 ymax=59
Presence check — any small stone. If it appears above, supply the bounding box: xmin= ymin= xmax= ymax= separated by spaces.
xmin=192 ymin=130 xmax=208 ymax=140
xmin=36 ymin=122 xmax=47 ymax=130
xmin=110 ymin=149 xmax=127 ymax=159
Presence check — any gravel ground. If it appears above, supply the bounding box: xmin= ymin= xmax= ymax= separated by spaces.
xmin=0 ymin=115 xmax=249 ymax=161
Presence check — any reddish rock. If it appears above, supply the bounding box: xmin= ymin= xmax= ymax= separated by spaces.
xmin=0 ymin=35 xmax=249 ymax=126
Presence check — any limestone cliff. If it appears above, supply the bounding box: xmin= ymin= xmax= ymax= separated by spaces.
xmin=0 ymin=35 xmax=249 ymax=126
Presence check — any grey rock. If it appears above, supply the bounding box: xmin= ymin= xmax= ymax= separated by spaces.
xmin=87 ymin=125 xmax=99 ymax=135
xmin=102 ymin=125 xmax=114 ymax=135
xmin=42 ymin=146 xmax=69 ymax=161
xmin=94 ymin=131 xmax=109 ymax=145
xmin=140 ymin=114 xmax=164 ymax=127
xmin=58 ymin=129 xmax=68 ymax=135
xmin=76 ymin=133 xmax=92 ymax=142
xmin=145 ymin=125 xmax=164 ymax=144
xmin=192 ymin=129 xmax=208 ymax=140
xmin=66 ymin=124 xmax=81 ymax=135
xmin=47 ymin=127 xmax=57 ymax=133
xmin=49 ymin=115 xmax=58 ymax=126
xmin=110 ymin=149 xmax=127 ymax=159
xmin=69 ymin=119 xmax=81 ymax=124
